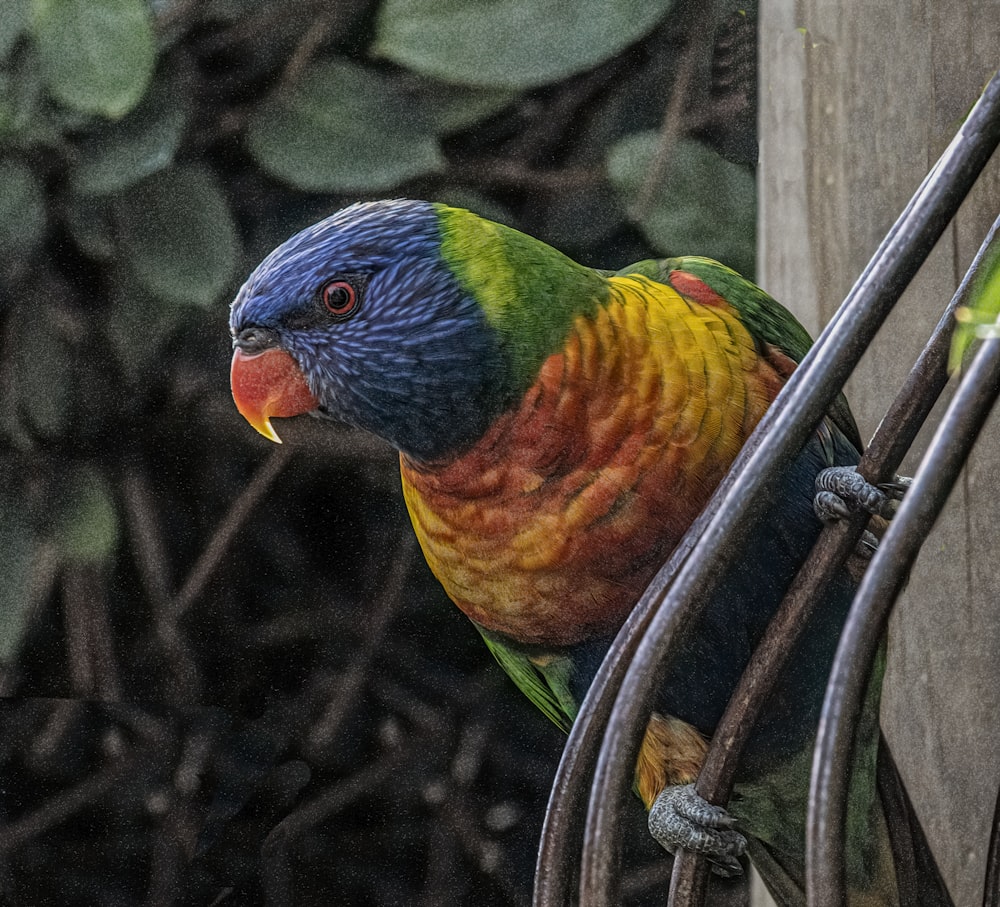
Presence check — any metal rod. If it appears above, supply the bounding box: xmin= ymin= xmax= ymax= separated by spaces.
xmin=534 ymin=462 xmax=728 ymax=902
xmin=669 ymin=209 xmax=1000 ymax=901
xmin=807 ymin=329 xmax=1000 ymax=905
xmin=571 ymin=72 xmax=1000 ymax=907
xmin=984 ymin=779 xmax=1000 ymax=907
xmin=533 ymin=589 xmax=668 ymax=904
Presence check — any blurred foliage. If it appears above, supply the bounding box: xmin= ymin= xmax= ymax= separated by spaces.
xmin=247 ymin=60 xmax=445 ymax=191
xmin=950 ymin=227 xmax=1000 ymax=373
xmin=608 ymin=133 xmax=755 ymax=276
xmin=372 ymin=0 xmax=676 ymax=89
xmin=0 ymin=0 xmax=757 ymax=902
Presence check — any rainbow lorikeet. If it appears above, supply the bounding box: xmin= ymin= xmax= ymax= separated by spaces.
xmin=228 ymin=200 xmax=905 ymax=904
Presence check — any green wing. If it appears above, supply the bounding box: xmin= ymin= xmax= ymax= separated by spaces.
xmin=613 ymin=255 xmax=862 ymax=452
xmin=477 ymin=627 xmax=579 ymax=734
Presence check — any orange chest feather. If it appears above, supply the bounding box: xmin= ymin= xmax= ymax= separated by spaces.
xmin=400 ymin=277 xmax=786 ymax=646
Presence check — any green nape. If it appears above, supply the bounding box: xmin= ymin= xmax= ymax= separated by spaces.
xmin=622 ymin=254 xmax=863 ymax=452
xmin=434 ymin=204 xmax=608 ymax=392
xmin=666 ymin=257 xmax=816 ymax=363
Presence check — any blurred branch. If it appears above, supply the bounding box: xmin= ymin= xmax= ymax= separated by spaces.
xmin=262 ymin=744 xmax=405 ymax=905
xmin=62 ymin=567 xmax=122 ymax=700
xmin=0 ymin=748 xmax=137 ymax=855
xmin=121 ymin=445 xmax=294 ymax=701
xmin=631 ymin=29 xmax=703 ymax=221
xmin=146 ymin=720 xmax=219 ymax=903
xmin=279 ymin=7 xmax=346 ymax=92
xmin=506 ymin=53 xmax=633 ymax=166
xmin=174 ymin=446 xmax=293 ymax=619
xmin=432 ymin=783 xmax=528 ymax=907
xmin=447 ymin=159 xmax=603 ymax=194
xmin=208 ymin=0 xmax=323 ymax=48
xmin=123 ymin=469 xmax=174 ymax=613
xmin=123 ymin=468 xmax=203 ymax=701
xmin=0 ymin=539 xmax=60 ymax=697
xmin=305 ymin=531 xmax=416 ymax=755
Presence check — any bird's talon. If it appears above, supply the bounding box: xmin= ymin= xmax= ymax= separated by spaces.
xmin=878 ymin=476 xmax=912 ymax=499
xmin=711 ymin=854 xmax=746 ymax=878
xmin=673 ymin=790 xmax=738 ymax=829
xmin=648 ymin=783 xmax=747 ymax=876
xmin=814 ymin=466 xmax=911 ymax=523
xmin=858 ymin=529 xmax=880 ymax=558
xmin=814 ymin=489 xmax=851 ymax=523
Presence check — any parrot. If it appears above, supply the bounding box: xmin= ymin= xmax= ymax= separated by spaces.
xmin=227 ymin=199 xmax=939 ymax=905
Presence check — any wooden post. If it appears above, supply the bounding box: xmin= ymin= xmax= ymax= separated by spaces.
xmin=759 ymin=1 xmax=1000 ymax=903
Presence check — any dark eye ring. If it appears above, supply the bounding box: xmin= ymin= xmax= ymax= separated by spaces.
xmin=321 ymin=279 xmax=359 ymax=319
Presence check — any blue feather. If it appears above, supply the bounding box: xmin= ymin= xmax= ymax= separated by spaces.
xmin=230 ymin=200 xmax=515 ymax=461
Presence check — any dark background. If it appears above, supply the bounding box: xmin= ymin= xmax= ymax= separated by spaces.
xmin=0 ymin=1 xmax=757 ymax=903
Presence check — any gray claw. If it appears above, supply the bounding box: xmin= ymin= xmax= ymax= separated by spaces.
xmin=814 ymin=489 xmax=852 ymax=522
xmin=648 ymin=783 xmax=747 ymax=877
xmin=814 ymin=466 xmax=910 ymax=523
xmin=878 ymin=476 xmax=912 ymax=499
xmin=858 ymin=529 xmax=880 ymax=558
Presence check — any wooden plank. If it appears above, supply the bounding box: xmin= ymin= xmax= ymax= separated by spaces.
xmin=758 ymin=1 xmax=1000 ymax=903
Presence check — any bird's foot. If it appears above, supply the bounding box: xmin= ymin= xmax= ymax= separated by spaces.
xmin=648 ymin=783 xmax=746 ymax=877
xmin=814 ymin=467 xmax=912 ymax=556
xmin=814 ymin=465 xmax=911 ymax=522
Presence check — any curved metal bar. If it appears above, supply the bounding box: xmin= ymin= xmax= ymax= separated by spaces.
xmin=807 ymin=329 xmax=1000 ymax=905
xmin=983 ymin=779 xmax=1000 ymax=907
xmin=668 ymin=209 xmax=1000 ymax=901
xmin=531 ymin=72 xmax=1000 ymax=907
xmin=533 ymin=584 xmax=668 ymax=904
xmin=573 ymin=73 xmax=1000 ymax=907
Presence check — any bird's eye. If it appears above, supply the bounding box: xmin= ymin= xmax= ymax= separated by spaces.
xmin=321 ymin=279 xmax=360 ymax=319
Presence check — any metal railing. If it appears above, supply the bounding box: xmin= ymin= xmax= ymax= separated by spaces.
xmin=532 ymin=70 xmax=1000 ymax=907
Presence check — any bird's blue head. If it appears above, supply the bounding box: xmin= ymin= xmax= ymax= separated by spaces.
xmin=230 ymin=199 xmax=517 ymax=462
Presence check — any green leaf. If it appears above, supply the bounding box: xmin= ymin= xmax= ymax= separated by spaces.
xmin=58 ymin=466 xmax=119 ymax=565
xmin=30 ymin=0 xmax=155 ymax=119
xmin=248 ymin=60 xmax=444 ymax=192
xmin=0 ymin=47 xmax=44 ymax=141
xmin=103 ymin=267 xmax=186 ymax=383
xmin=8 ymin=301 xmax=71 ymax=439
xmin=949 ymin=236 xmax=1000 ymax=373
xmin=608 ymin=133 xmax=756 ymax=278
xmin=0 ymin=0 xmax=30 ymax=60
xmin=70 ymin=77 xmax=189 ymax=196
xmin=0 ymin=158 xmax=46 ymax=258
xmin=374 ymin=0 xmax=674 ymax=89
xmin=113 ymin=164 xmax=240 ymax=307
xmin=405 ymin=78 xmax=517 ymax=134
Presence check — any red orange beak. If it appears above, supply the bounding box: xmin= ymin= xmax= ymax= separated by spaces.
xmin=230 ymin=347 xmax=318 ymax=443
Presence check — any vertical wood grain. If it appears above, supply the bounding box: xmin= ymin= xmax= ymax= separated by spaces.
xmin=758 ymin=1 xmax=1000 ymax=903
